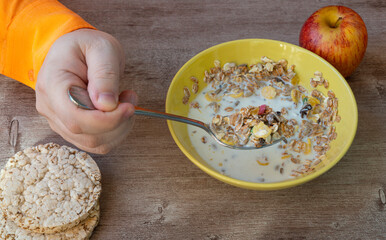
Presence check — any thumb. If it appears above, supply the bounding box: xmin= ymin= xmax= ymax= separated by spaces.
xmin=85 ymin=35 xmax=124 ymax=111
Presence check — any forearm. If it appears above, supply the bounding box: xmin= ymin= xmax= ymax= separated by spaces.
xmin=0 ymin=0 xmax=95 ymax=89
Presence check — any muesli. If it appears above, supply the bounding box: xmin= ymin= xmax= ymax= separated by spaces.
xmin=185 ymin=57 xmax=340 ymax=182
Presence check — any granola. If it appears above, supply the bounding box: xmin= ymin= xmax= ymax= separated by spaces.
xmin=187 ymin=57 xmax=340 ymax=182
xmin=210 ymin=105 xmax=287 ymax=147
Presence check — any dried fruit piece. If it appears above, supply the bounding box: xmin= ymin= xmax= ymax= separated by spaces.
xmin=261 ymin=86 xmax=277 ymax=99
xmin=258 ymin=105 xmax=267 ymax=115
xmin=300 ymin=104 xmax=312 ymax=118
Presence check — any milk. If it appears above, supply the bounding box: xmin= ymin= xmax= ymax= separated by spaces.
xmin=188 ymin=86 xmax=317 ymax=183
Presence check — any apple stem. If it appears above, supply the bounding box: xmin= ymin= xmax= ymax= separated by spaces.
xmin=333 ymin=17 xmax=343 ymax=28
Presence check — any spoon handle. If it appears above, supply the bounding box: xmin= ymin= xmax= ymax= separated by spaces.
xmin=68 ymin=85 xmax=209 ymax=132
xmin=68 ymin=86 xmax=283 ymax=150
xmin=134 ymin=106 xmax=208 ymax=131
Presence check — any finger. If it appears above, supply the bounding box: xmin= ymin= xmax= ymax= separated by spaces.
xmin=48 ymin=118 xmax=105 ymax=154
xmin=85 ymin=35 xmax=124 ymax=111
xmin=62 ymin=99 xmax=135 ymax=134
xmin=52 ymin=72 xmax=135 ymax=134
xmin=119 ymin=90 xmax=138 ymax=105
xmin=48 ymin=111 xmax=133 ymax=154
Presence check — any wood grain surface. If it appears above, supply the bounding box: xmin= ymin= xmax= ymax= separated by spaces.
xmin=0 ymin=0 xmax=385 ymax=239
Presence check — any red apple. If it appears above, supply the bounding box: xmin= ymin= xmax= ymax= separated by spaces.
xmin=299 ymin=6 xmax=368 ymax=78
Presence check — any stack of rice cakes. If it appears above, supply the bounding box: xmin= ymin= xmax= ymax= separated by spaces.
xmin=0 ymin=143 xmax=101 ymax=239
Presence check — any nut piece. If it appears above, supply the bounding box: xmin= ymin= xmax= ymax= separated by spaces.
xmin=0 ymin=143 xmax=102 ymax=234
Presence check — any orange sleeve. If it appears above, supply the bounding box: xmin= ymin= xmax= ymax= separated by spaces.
xmin=0 ymin=0 xmax=96 ymax=89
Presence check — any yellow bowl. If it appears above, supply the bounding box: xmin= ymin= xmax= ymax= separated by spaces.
xmin=166 ymin=39 xmax=357 ymax=190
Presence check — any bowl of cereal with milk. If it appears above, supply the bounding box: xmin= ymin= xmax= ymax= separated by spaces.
xmin=166 ymin=39 xmax=357 ymax=190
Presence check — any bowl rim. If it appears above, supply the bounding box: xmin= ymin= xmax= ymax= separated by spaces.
xmin=165 ymin=38 xmax=358 ymax=190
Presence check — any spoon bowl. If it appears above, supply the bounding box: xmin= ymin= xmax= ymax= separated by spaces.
xmin=68 ymin=86 xmax=283 ymax=150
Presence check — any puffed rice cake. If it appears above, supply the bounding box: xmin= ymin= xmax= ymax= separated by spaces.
xmin=0 ymin=143 xmax=102 ymax=234
xmin=0 ymin=204 xmax=100 ymax=240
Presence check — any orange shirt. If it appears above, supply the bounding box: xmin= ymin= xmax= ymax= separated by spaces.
xmin=0 ymin=0 xmax=95 ymax=89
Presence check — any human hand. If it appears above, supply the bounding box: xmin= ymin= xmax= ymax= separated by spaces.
xmin=36 ymin=29 xmax=137 ymax=154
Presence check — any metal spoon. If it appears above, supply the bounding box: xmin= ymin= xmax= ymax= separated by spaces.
xmin=68 ymin=86 xmax=283 ymax=150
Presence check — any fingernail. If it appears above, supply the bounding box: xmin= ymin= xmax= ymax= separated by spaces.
xmin=98 ymin=92 xmax=117 ymax=109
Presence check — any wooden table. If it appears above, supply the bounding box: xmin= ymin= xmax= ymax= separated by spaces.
xmin=1 ymin=0 xmax=385 ymax=239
